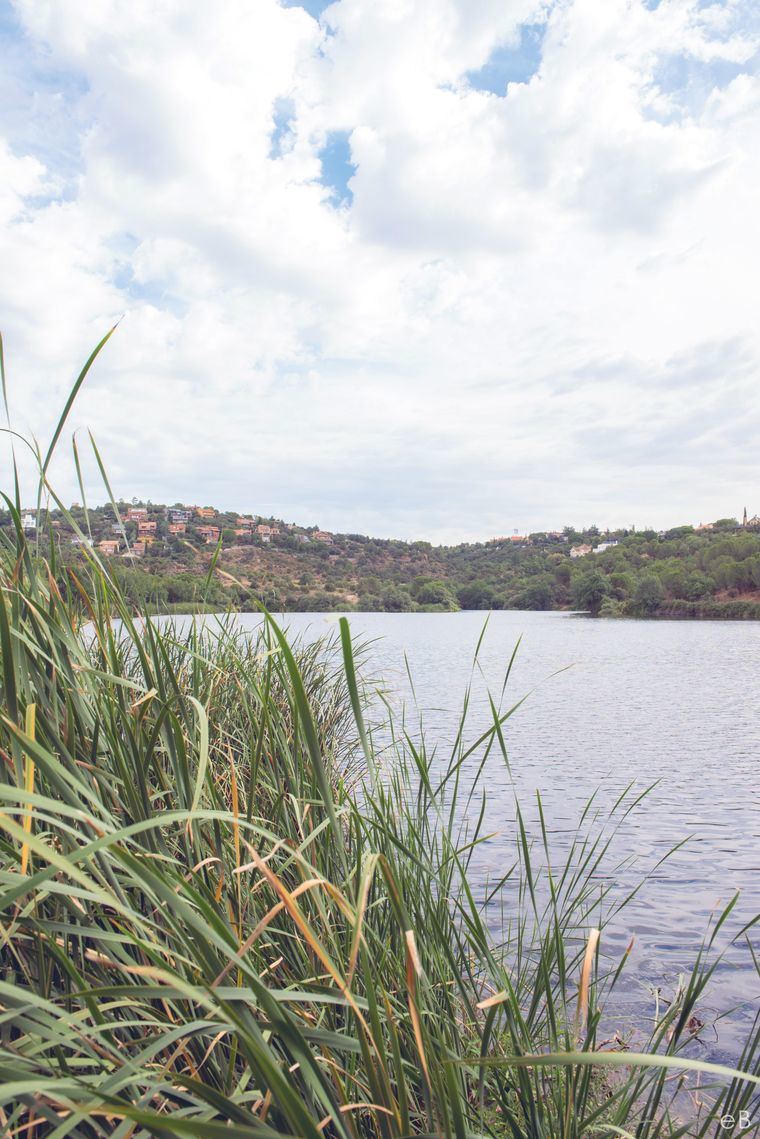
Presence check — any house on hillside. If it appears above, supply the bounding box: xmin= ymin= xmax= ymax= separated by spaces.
xmin=197 ymin=526 xmax=221 ymax=544
xmin=594 ymin=541 xmax=619 ymax=554
xmin=195 ymin=507 xmax=216 ymax=520
xmin=130 ymin=540 xmax=147 ymax=557
xmin=695 ymin=522 xmax=714 ymax=532
xmin=126 ymin=507 xmax=148 ymax=521
xmin=22 ymin=513 xmax=36 ymax=532
xmin=138 ymin=520 xmax=157 ymax=535
xmin=509 ymin=535 xmax=527 ymax=544
xmin=256 ymin=524 xmax=280 ymax=542
xmin=236 ymin=517 xmax=254 ymax=529
xmin=313 ymin=531 xmax=333 ymax=543
xmin=570 ymin=544 xmax=593 ymax=558
xmin=98 ymin=539 xmax=120 ymax=556
xmin=168 ymin=508 xmax=192 ymax=523
xmin=168 ymin=522 xmax=186 ymax=534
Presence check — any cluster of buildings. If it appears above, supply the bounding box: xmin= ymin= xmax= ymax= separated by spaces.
xmin=15 ymin=503 xmax=336 ymax=559
xmin=697 ymin=509 xmax=760 ymax=533
xmin=570 ymin=540 xmax=619 ymax=559
xmin=19 ymin=502 xmax=760 ymax=564
xmin=90 ymin=505 xmax=335 ymax=558
xmin=488 ymin=531 xmax=567 ymax=546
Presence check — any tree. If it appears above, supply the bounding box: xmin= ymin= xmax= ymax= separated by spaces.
xmin=416 ymin=580 xmax=459 ymax=610
xmin=634 ymin=574 xmax=664 ymax=614
xmin=572 ymin=570 xmax=609 ymax=615
xmin=457 ymin=581 xmax=495 ymax=609
xmin=380 ymin=586 xmax=415 ymax=612
xmin=512 ymin=582 xmax=552 ymax=610
xmin=609 ymin=571 xmax=634 ymax=600
xmin=681 ymin=571 xmax=711 ymax=600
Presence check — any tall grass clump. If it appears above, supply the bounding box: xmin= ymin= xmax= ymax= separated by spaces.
xmin=0 ymin=335 xmax=758 ymax=1136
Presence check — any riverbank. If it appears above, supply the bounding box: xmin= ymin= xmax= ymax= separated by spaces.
xmin=147 ymin=596 xmax=760 ymax=619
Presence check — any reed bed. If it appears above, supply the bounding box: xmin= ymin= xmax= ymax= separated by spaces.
xmin=0 ymin=336 xmax=758 ymax=1136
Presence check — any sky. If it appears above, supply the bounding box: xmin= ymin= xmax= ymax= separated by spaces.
xmin=0 ymin=0 xmax=759 ymax=543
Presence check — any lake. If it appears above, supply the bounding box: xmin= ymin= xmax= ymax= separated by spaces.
xmin=228 ymin=610 xmax=759 ymax=1065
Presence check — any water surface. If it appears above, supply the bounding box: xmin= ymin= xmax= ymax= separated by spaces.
xmin=236 ymin=610 xmax=759 ymax=1063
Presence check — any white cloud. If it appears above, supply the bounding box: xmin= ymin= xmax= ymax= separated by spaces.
xmin=0 ymin=0 xmax=759 ymax=540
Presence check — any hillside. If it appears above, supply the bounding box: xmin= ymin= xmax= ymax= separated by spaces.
xmin=10 ymin=501 xmax=760 ymax=618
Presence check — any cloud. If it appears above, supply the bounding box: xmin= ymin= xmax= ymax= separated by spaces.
xmin=0 ymin=0 xmax=758 ymax=541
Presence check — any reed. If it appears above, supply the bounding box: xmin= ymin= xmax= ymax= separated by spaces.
xmin=0 ymin=334 xmax=757 ymax=1136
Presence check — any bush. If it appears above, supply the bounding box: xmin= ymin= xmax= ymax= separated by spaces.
xmin=415 ymin=579 xmax=459 ymax=609
xmin=511 ymin=581 xmax=553 ymax=610
xmin=456 ymin=580 xmax=496 ymax=609
xmin=572 ymin=570 xmax=610 ymax=615
xmin=633 ymin=574 xmax=665 ymax=615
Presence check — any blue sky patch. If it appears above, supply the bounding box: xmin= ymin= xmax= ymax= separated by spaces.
xmin=653 ymin=52 xmax=753 ymax=115
xmin=281 ymin=0 xmax=332 ymax=18
xmin=467 ymin=23 xmax=546 ymax=95
xmin=0 ymin=3 xmax=88 ymax=195
xmin=318 ymin=130 xmax=355 ymax=204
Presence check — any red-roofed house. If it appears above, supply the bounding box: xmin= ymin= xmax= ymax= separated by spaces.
xmin=198 ymin=526 xmax=221 ymax=544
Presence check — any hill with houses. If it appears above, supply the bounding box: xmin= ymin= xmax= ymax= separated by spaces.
xmin=7 ymin=500 xmax=760 ymax=619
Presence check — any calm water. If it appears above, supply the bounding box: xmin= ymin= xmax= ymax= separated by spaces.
xmin=233 ymin=610 xmax=759 ymax=1064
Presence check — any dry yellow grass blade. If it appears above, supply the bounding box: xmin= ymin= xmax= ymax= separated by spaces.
xmin=347 ymin=853 xmax=380 ymax=986
xmin=405 ymin=929 xmax=422 ymax=977
xmin=577 ymin=926 xmax=600 ymax=1035
xmin=129 ymin=688 xmax=157 ymax=713
xmin=476 ymin=990 xmax=509 ymax=1011
xmin=20 ymin=703 xmax=36 ymax=876
xmin=404 ymin=929 xmax=431 ymax=1090
xmin=339 ymin=1102 xmax=395 ymax=1116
